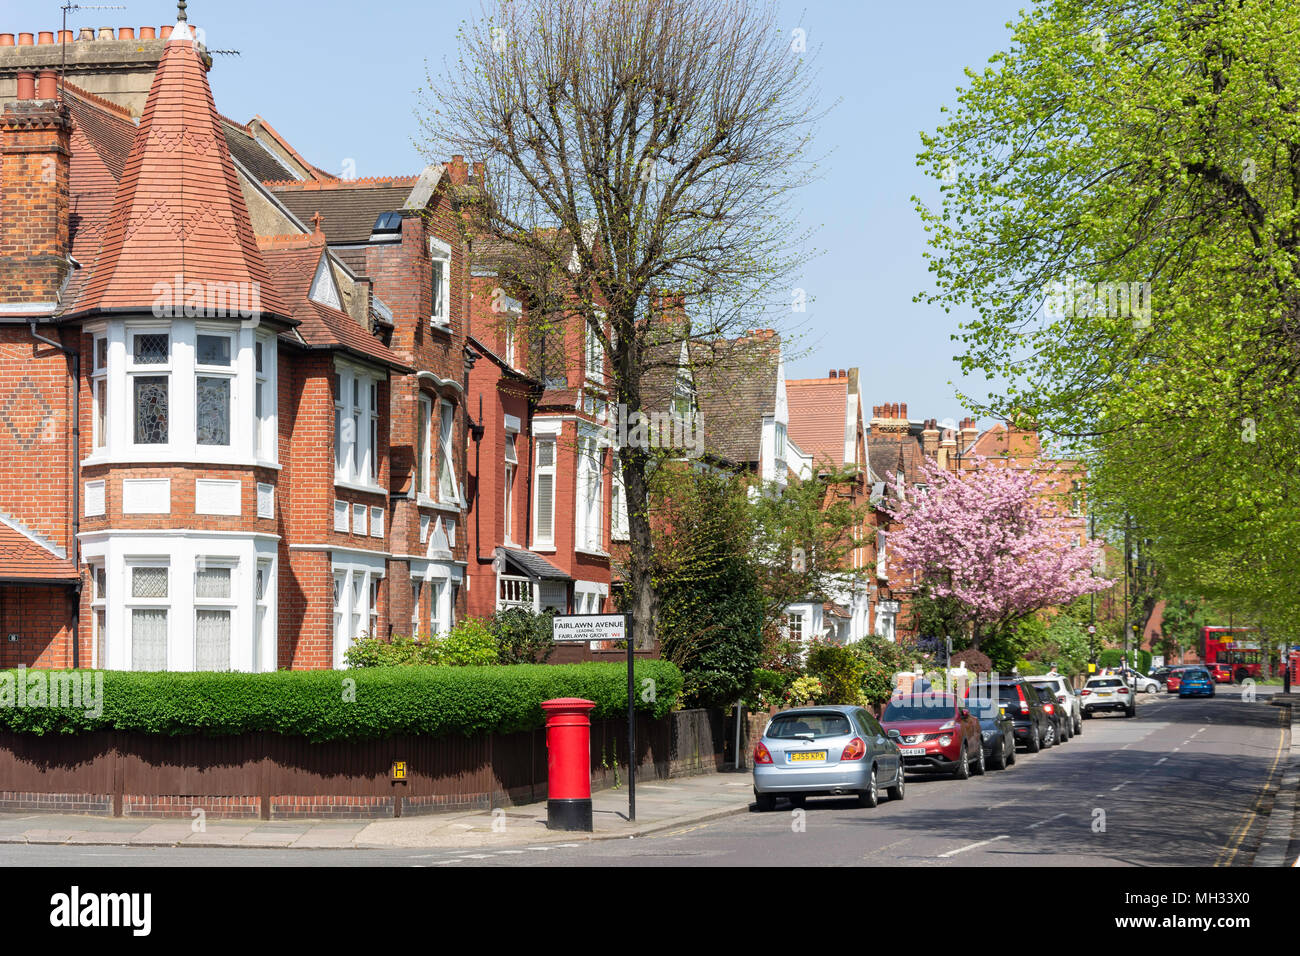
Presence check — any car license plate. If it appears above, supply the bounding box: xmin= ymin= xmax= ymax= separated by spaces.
xmin=899 ymin=747 xmax=926 ymax=756
xmin=1097 ymin=691 xmax=1112 ymax=697
xmin=788 ymin=751 xmax=826 ymax=762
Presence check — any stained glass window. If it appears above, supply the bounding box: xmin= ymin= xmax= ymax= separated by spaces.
xmin=132 ymin=333 xmax=168 ymax=365
xmin=134 ymin=376 xmax=168 ymax=444
xmin=196 ymin=376 xmax=230 ymax=446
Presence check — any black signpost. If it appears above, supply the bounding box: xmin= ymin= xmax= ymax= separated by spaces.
xmin=552 ymin=612 xmax=635 ymax=822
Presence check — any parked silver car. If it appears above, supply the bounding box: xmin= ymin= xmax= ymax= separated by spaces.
xmin=1024 ymin=674 xmax=1083 ymax=736
xmin=753 ymin=705 xmax=905 ymax=810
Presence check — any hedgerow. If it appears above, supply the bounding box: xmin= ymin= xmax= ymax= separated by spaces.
xmin=0 ymin=662 xmax=683 ymax=742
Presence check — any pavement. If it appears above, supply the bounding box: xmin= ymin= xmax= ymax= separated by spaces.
xmin=0 ymin=772 xmax=755 ymax=851
xmin=1253 ymin=695 xmax=1299 ymax=867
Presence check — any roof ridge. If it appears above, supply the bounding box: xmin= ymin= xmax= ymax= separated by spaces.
xmin=263 ymin=175 xmax=419 ymax=190
xmin=248 ymin=114 xmax=336 ymax=183
xmin=61 ymin=81 xmax=137 ymax=121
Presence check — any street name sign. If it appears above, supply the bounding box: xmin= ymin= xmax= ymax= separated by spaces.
xmin=552 ymin=614 xmax=628 ymax=643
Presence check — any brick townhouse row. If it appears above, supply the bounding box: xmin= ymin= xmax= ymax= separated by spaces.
xmin=0 ymin=15 xmax=1087 ymax=671
xmin=0 ymin=15 xmax=621 ymax=671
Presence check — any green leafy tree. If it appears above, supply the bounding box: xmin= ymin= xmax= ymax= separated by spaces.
xmin=916 ymin=0 xmax=1300 ymax=630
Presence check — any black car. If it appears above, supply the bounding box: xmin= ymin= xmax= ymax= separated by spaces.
xmin=995 ymin=678 xmax=1055 ymax=752
xmin=969 ymin=697 xmax=1016 ymax=770
xmin=1033 ymin=682 xmax=1071 ymax=745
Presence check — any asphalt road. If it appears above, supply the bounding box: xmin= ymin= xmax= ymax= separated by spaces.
xmin=0 ymin=691 xmax=1288 ymax=867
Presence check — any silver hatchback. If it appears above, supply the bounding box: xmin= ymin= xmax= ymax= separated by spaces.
xmin=752 ymin=705 xmax=905 ymax=810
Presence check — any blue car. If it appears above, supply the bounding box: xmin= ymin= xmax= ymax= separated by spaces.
xmin=1178 ymin=667 xmax=1216 ymax=698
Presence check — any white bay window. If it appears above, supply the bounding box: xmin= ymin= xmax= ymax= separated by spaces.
xmin=333 ymin=361 xmax=384 ymax=488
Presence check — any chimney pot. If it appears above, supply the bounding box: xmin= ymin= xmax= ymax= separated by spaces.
xmin=118 ymin=27 xmax=135 ymax=40
xmin=78 ymin=28 xmax=95 ymax=41
xmin=901 ymin=402 xmax=908 ymax=419
xmin=15 ymin=71 xmax=35 ymax=100
xmin=18 ymin=33 xmax=34 ymax=46
xmin=58 ymin=30 xmax=73 ymax=43
xmin=140 ymin=26 xmax=157 ymax=39
xmin=838 ymin=368 xmax=846 ymax=378
xmin=98 ymin=27 xmax=113 ymax=41
xmin=38 ymin=31 xmax=55 ymax=45
xmin=472 ymin=160 xmax=485 ymax=181
xmin=0 ymin=35 xmax=13 ymax=47
xmin=160 ymin=25 xmax=173 ymax=39
xmin=36 ymin=70 xmax=57 ymax=100
xmin=828 ymin=369 xmax=836 ymax=378
xmin=447 ymin=155 xmax=468 ymax=185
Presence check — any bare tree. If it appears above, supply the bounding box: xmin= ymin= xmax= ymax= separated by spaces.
xmin=421 ymin=0 xmax=823 ymax=646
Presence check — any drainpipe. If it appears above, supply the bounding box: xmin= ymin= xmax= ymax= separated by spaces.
xmin=29 ymin=321 xmax=80 ymax=668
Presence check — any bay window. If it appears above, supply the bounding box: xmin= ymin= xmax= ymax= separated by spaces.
xmin=195 ymin=331 xmax=233 ymax=446
xmin=437 ymin=400 xmax=458 ymax=502
xmin=417 ymin=395 xmax=432 ymax=499
xmin=575 ymin=432 xmax=604 ymax=552
xmin=194 ymin=560 xmax=234 ymax=671
xmin=130 ymin=329 xmax=170 ymax=446
xmin=128 ymin=562 xmax=170 ymax=670
xmin=333 ymin=362 xmax=383 ymax=487
xmin=503 ymin=432 xmax=517 ymax=544
xmin=92 ymin=336 xmax=108 ymax=449
xmin=254 ymin=559 xmax=273 ymax=674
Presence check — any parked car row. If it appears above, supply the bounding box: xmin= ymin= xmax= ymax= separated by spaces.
xmin=752 ymin=673 xmax=1124 ymax=811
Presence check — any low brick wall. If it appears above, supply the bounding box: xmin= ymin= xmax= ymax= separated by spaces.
xmin=0 ymin=709 xmax=726 ymax=820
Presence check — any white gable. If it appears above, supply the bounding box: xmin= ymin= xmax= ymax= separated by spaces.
xmin=309 ymin=254 xmax=342 ymax=309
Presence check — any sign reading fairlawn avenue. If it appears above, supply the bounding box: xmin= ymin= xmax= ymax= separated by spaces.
xmin=552 ymin=614 xmax=628 ymax=643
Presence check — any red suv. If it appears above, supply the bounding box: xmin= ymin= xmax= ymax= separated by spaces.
xmin=880 ymin=693 xmax=985 ymax=779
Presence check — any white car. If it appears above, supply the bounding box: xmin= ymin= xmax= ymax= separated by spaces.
xmin=1127 ymin=670 xmax=1163 ymax=694
xmin=1081 ymin=675 xmax=1137 ymax=718
xmin=1023 ymin=674 xmax=1082 ymax=735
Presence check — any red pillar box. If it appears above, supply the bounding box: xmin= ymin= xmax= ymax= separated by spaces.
xmin=541 ymin=697 xmax=596 ymax=831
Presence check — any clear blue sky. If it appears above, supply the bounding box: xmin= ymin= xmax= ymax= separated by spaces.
xmin=13 ymin=0 xmax=1029 ymax=424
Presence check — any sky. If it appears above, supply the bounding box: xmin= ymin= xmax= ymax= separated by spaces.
xmin=7 ymin=0 xmax=1030 ymax=425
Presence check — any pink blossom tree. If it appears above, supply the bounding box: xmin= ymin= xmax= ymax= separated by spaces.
xmin=884 ymin=456 xmax=1111 ymax=649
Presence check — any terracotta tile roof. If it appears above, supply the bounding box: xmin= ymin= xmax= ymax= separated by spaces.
xmin=786 ymin=378 xmax=849 ymax=468
xmin=691 ymin=331 xmax=781 ymax=466
xmin=867 ymin=432 xmax=926 ymax=485
xmin=74 ymin=25 xmax=288 ymax=319
xmin=258 ymin=236 xmax=409 ymax=371
xmin=268 ymin=179 xmax=418 ymax=244
xmin=0 ymin=525 xmax=76 ymax=583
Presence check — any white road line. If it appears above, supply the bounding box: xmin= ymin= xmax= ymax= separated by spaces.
xmin=1155 ymin=757 xmax=1168 ymax=765
xmin=1111 ymin=780 xmax=1133 ymax=791
xmin=496 ymin=849 xmax=525 ymax=854
xmin=939 ymin=834 xmax=1009 ymax=858
xmin=1172 ymin=747 xmax=1181 ymax=753
xmin=455 ymin=853 xmax=491 ymax=859
xmin=1027 ymin=812 xmax=1068 ymax=830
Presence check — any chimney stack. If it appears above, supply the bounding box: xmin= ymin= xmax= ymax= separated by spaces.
xmin=447 ymin=155 xmax=469 ymax=185
xmin=922 ymin=418 xmax=940 ymax=457
xmin=0 ymin=86 xmax=72 ymax=305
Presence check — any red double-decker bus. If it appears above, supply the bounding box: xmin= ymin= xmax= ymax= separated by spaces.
xmin=1202 ymin=626 xmax=1261 ymax=682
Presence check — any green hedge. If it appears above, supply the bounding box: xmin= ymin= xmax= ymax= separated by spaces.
xmin=0 ymin=662 xmax=683 ymax=742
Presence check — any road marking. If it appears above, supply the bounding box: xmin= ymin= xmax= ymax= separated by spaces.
xmin=1155 ymin=757 xmax=1168 ymax=765
xmin=496 ymin=849 xmax=525 ymax=854
xmin=1216 ymin=708 xmax=1289 ymax=867
xmin=986 ymin=800 xmax=1017 ymax=809
xmin=938 ymin=834 xmax=1009 ymax=858
xmin=1027 ymin=812 xmax=1067 ymax=830
xmin=1111 ymin=780 xmax=1132 ymax=791
xmin=1196 ymin=727 xmax=1207 ymax=735
xmin=1172 ymin=747 xmax=1181 ymax=753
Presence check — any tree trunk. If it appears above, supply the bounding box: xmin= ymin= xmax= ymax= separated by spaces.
xmin=621 ymin=445 xmax=658 ymax=650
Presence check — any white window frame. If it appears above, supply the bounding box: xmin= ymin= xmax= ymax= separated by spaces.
xmin=333 ymin=361 xmax=383 ymax=489
xmin=195 ymin=328 xmax=236 ymax=448
xmin=194 ymin=558 xmax=237 ymax=672
xmin=254 ymin=335 xmax=277 ymax=462
xmin=92 ymin=334 xmax=108 ymax=449
xmin=575 ymin=431 xmax=604 ymax=553
xmin=533 ymin=435 xmax=557 ymax=548
xmin=437 ymin=399 xmax=459 ymax=503
xmin=611 ymin=451 xmax=629 ymax=541
xmin=90 ymin=562 xmax=107 ymax=669
xmin=411 ymin=579 xmax=424 ymax=637
xmin=128 ymin=326 xmax=172 ymax=449
xmin=254 ymin=558 xmax=273 ymax=673
xmin=503 ymin=432 xmax=518 ymax=545
xmin=126 ymin=559 xmax=171 ymax=671
xmin=417 ymin=394 xmax=433 ymax=501
xmin=585 ymin=314 xmax=605 ymax=384
xmin=429 ymin=236 xmax=451 ymax=327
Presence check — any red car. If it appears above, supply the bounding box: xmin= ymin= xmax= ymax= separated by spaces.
xmin=1209 ymin=663 xmax=1232 ymax=684
xmin=880 ymin=693 xmax=985 ymax=779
